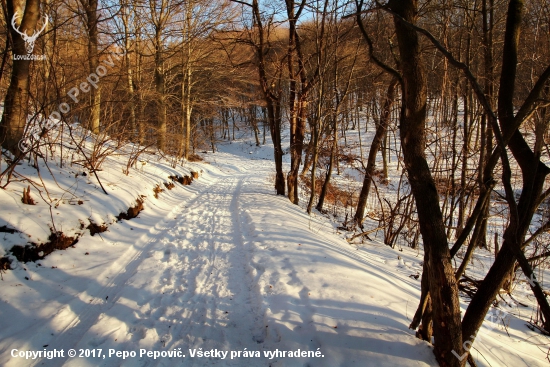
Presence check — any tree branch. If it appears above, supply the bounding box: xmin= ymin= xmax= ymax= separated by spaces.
xmin=353 ymin=0 xmax=402 ymax=83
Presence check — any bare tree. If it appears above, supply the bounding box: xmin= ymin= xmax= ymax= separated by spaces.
xmin=148 ymin=0 xmax=173 ymax=151
xmin=234 ymin=0 xmax=286 ymax=195
xmin=79 ymin=0 xmax=100 ymax=134
xmin=1 ymin=0 xmax=44 ymax=155
xmin=387 ymin=1 xmax=464 ymax=365
xmin=120 ymin=0 xmax=138 ymax=142
xmin=354 ymin=77 xmax=398 ymax=225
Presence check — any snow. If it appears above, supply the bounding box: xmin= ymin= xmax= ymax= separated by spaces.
xmin=0 ymin=131 xmax=548 ymax=366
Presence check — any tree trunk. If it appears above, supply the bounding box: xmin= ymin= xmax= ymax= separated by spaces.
xmin=462 ymin=0 xmax=550 ymax=346
xmin=307 ymin=116 xmax=320 ymax=214
xmin=181 ymin=3 xmax=192 ymax=159
xmin=250 ymin=0 xmax=284 ymax=195
xmin=121 ymin=0 xmax=136 ymax=141
xmin=388 ymin=1 xmax=464 ymax=365
xmin=1 ymin=0 xmax=42 ymax=155
xmin=354 ymin=77 xmax=398 ymax=225
xmin=285 ymin=1 xmax=303 ymax=205
xmin=155 ymin=27 xmax=166 ymax=151
xmin=316 ymin=114 xmax=336 ymax=213
xmin=149 ymin=0 xmax=168 ymax=152
xmin=268 ymin=100 xmax=285 ymax=195
xmin=83 ymin=0 xmax=100 ymax=134
xmin=250 ymin=106 xmax=260 ymax=146
xmin=285 ymin=0 xmax=317 ymax=205
xmin=410 ymin=259 xmax=431 ymax=337
xmin=475 ymin=0 xmax=495 ymax=250
xmin=134 ymin=4 xmax=144 ymax=145
xmin=301 ymin=139 xmax=314 ymax=177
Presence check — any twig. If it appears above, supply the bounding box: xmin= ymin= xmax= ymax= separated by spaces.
xmin=347 ymin=225 xmax=386 ymax=242
xmin=66 ymin=124 xmax=109 ymax=195
xmin=469 ymin=346 xmax=492 ymax=367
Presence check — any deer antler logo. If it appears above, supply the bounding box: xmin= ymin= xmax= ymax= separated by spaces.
xmin=11 ymin=12 xmax=49 ymax=54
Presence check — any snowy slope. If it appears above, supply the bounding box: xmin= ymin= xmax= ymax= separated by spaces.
xmin=0 ymin=137 xmax=548 ymax=366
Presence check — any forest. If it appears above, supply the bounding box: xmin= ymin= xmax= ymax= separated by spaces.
xmin=1 ymin=0 xmax=550 ymax=366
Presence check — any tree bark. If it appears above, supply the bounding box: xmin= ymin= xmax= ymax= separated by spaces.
xmin=121 ymin=0 xmax=136 ymax=141
xmin=82 ymin=0 xmax=100 ymax=134
xmin=181 ymin=1 xmax=193 ymax=159
xmin=285 ymin=0 xmax=306 ymax=205
xmin=316 ymin=112 xmax=336 ymax=213
xmin=354 ymin=77 xmax=398 ymax=225
xmin=149 ymin=0 xmax=169 ymax=152
xmin=1 ymin=0 xmax=41 ymax=155
xmin=462 ymin=0 xmax=550 ymax=345
xmin=154 ymin=27 xmax=166 ymax=151
xmin=267 ymin=100 xmax=285 ymax=195
xmin=249 ymin=0 xmax=285 ymax=195
xmin=388 ymin=1 xmax=464 ymax=365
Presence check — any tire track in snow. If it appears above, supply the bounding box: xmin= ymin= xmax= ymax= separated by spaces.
xmin=136 ymin=175 xmax=267 ymax=367
xmin=31 ymin=178 xmax=220 ymax=367
xmin=41 ymin=174 xmax=268 ymax=367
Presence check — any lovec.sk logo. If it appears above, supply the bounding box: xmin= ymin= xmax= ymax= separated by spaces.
xmin=11 ymin=11 xmax=48 ymax=60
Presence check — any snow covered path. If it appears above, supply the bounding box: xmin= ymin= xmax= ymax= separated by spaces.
xmin=4 ymin=145 xmax=546 ymax=367
xmin=3 ymin=159 xmax=438 ymax=367
xmin=0 ymin=150 xmax=436 ymax=366
xmin=0 ymin=144 xmax=547 ymax=367
xmin=43 ymin=175 xmax=268 ymax=367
